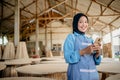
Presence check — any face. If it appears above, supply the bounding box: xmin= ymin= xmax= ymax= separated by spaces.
xmin=78 ymin=16 xmax=88 ymax=33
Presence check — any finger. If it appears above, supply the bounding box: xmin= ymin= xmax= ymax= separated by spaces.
xmin=93 ymin=45 xmax=101 ymax=48
xmin=98 ymin=43 xmax=101 ymax=46
xmin=92 ymin=47 xmax=100 ymax=50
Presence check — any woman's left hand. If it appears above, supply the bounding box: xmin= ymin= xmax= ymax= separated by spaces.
xmin=92 ymin=44 xmax=101 ymax=58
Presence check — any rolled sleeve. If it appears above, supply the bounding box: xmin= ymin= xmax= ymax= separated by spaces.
xmin=63 ymin=34 xmax=81 ymax=64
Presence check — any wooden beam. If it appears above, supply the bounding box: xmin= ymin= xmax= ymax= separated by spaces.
xmin=56 ymin=0 xmax=67 ymax=14
xmin=92 ymin=0 xmax=115 ymax=25
xmin=109 ymin=16 xmax=120 ymax=24
xmin=0 ymin=0 xmax=36 ymax=22
xmin=86 ymin=1 xmax=92 ymax=14
xmin=1 ymin=1 xmax=14 ymax=12
xmin=5 ymin=13 xmax=120 ymax=22
xmin=56 ymin=0 xmax=81 ymax=13
xmin=97 ymin=19 xmax=117 ymax=29
xmin=20 ymin=1 xmax=35 ymax=16
xmin=22 ymin=9 xmax=35 ymax=15
xmin=92 ymin=0 xmax=119 ymax=13
xmin=39 ymin=21 xmax=45 ymax=26
xmin=3 ymin=0 xmax=15 ymax=7
xmin=40 ymin=32 xmax=72 ymax=34
xmin=88 ymin=14 xmax=120 ymax=17
xmin=38 ymin=0 xmax=67 ymax=16
xmin=0 ymin=13 xmax=14 ymax=23
xmin=100 ymin=4 xmax=102 ymax=15
xmin=75 ymin=0 xmax=78 ymax=14
xmin=38 ymin=16 xmax=65 ymax=20
xmin=20 ymin=0 xmax=36 ymax=10
xmin=39 ymin=10 xmax=76 ymax=20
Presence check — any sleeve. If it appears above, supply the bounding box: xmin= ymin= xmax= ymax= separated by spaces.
xmin=91 ymin=38 xmax=101 ymax=65
xmin=63 ymin=34 xmax=81 ymax=64
xmin=93 ymin=54 xmax=101 ymax=65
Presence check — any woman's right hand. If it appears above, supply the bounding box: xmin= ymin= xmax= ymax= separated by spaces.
xmin=80 ymin=44 xmax=100 ymax=55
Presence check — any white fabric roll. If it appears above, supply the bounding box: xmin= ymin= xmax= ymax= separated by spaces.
xmin=15 ymin=42 xmax=29 ymax=59
xmin=2 ymin=42 xmax=15 ymax=59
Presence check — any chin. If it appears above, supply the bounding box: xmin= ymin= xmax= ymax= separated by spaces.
xmin=81 ymin=30 xmax=86 ymax=33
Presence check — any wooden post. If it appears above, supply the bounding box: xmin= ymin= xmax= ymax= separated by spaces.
xmin=14 ymin=0 xmax=20 ymax=47
xmin=35 ymin=18 xmax=40 ymax=56
xmin=44 ymin=0 xmax=48 ymax=54
xmin=45 ymin=26 xmax=47 ymax=51
xmin=100 ymin=31 xmax=104 ymax=57
xmin=50 ymin=31 xmax=52 ymax=50
xmin=35 ymin=0 xmax=40 ymax=56
xmin=110 ymin=26 xmax=114 ymax=58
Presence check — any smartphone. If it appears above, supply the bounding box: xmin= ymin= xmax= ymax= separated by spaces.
xmin=94 ymin=38 xmax=101 ymax=44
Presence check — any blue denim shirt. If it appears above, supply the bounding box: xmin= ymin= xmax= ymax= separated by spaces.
xmin=63 ymin=32 xmax=101 ymax=80
xmin=64 ymin=32 xmax=101 ymax=64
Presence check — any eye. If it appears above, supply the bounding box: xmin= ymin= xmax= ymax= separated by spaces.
xmin=79 ymin=21 xmax=82 ymax=23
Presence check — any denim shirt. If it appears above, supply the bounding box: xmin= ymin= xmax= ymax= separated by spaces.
xmin=64 ymin=32 xmax=101 ymax=64
xmin=63 ymin=32 xmax=101 ymax=80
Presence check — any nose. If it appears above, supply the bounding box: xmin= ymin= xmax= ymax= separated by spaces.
xmin=82 ymin=22 xmax=85 ymax=26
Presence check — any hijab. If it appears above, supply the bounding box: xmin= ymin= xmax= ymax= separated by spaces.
xmin=72 ymin=13 xmax=89 ymax=34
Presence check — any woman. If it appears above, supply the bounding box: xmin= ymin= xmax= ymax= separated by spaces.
xmin=63 ymin=13 xmax=101 ymax=80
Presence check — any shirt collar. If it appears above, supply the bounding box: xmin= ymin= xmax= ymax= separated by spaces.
xmin=74 ymin=32 xmax=85 ymax=36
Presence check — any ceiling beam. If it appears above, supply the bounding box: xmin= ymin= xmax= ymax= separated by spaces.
xmin=86 ymin=1 xmax=92 ymax=14
xmin=38 ymin=0 xmax=67 ymax=16
xmin=56 ymin=0 xmax=81 ymax=13
xmin=0 ymin=13 xmax=14 ymax=23
xmin=92 ymin=0 xmax=119 ymax=13
xmin=38 ymin=10 xmax=76 ymax=20
xmin=0 ymin=0 xmax=36 ymax=23
xmin=20 ymin=1 xmax=35 ymax=16
xmin=2 ymin=0 xmax=15 ymax=7
xmin=109 ymin=16 xmax=120 ymax=24
xmin=1 ymin=1 xmax=14 ymax=12
xmin=6 ymin=13 xmax=120 ymax=21
xmin=22 ymin=9 xmax=35 ymax=15
xmin=92 ymin=0 xmax=115 ymax=25
xmin=75 ymin=0 xmax=78 ymax=14
xmin=55 ymin=0 xmax=67 ymax=15
xmin=97 ymin=19 xmax=117 ymax=29
xmin=88 ymin=14 xmax=120 ymax=17
xmin=20 ymin=0 xmax=36 ymax=10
